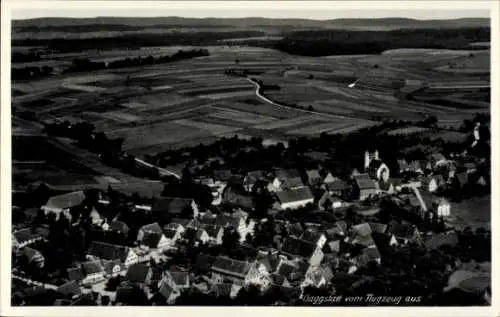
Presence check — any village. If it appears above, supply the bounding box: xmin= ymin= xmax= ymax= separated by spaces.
xmin=10 ymin=113 xmax=491 ymax=306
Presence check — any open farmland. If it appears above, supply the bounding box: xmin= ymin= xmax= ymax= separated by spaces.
xmin=12 ymin=44 xmax=490 ymax=159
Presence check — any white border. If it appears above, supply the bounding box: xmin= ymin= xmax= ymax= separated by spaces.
xmin=1 ymin=1 xmax=499 ymax=317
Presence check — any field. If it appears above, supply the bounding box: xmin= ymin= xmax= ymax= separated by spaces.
xmin=12 ymin=44 xmax=490 ymax=159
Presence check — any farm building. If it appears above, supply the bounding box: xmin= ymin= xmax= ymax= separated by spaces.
xmin=306 ymin=169 xmax=322 ymax=186
xmin=243 ymin=170 xmax=266 ymax=192
xmin=12 ymin=228 xmax=45 ymax=249
xmin=433 ymin=198 xmax=451 ymax=218
xmin=275 ymin=186 xmax=314 ymax=210
xmin=22 ymin=247 xmax=45 ymax=269
xmin=41 ymin=190 xmax=86 ymax=220
xmin=387 ymin=221 xmax=422 ymax=246
xmin=317 ymin=190 xmax=345 ymax=210
xmin=280 ymin=237 xmax=324 ymax=266
xmin=150 ymin=197 xmax=200 ymax=218
xmin=268 ymin=169 xmax=304 ymax=192
xmin=421 ymin=175 xmax=445 ymax=193
xmin=324 ymin=178 xmax=352 ymax=197
xmin=87 ymin=241 xmax=138 ymax=267
xmin=353 ymin=174 xmax=378 ymax=201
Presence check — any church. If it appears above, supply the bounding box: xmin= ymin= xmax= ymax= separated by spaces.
xmin=364 ymin=149 xmax=390 ymax=182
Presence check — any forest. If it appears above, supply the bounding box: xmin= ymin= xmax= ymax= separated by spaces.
xmin=273 ymin=27 xmax=490 ymax=56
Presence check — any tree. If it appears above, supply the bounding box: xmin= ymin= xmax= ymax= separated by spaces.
xmin=222 ymin=228 xmax=240 ymax=251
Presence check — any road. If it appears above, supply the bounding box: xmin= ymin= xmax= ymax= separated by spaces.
xmin=245 ymin=77 xmax=373 ymax=122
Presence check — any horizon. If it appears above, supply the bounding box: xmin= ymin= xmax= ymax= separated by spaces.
xmin=8 ymin=1 xmax=491 ymax=21
xmin=12 ymin=15 xmax=491 ymax=22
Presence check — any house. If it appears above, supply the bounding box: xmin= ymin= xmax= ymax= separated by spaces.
xmin=211 ymin=283 xmax=242 ymax=298
xmin=317 ymin=190 xmax=344 ymax=210
xmin=243 ymin=171 xmax=266 ymax=192
xmin=81 ymin=260 xmax=105 ymax=285
xmin=464 ymin=162 xmax=477 ymax=174
xmin=275 ymin=186 xmax=314 ymax=210
xmin=421 ymin=175 xmax=445 ymax=193
xmin=364 ymin=150 xmax=390 ymax=182
xmin=157 ymin=284 xmax=180 ymax=304
xmin=429 ymin=153 xmax=447 ymax=168
xmin=300 ymin=230 xmax=327 ymax=250
xmin=221 ymin=187 xmax=255 ymax=211
xmin=139 ymin=231 xmax=170 ymax=250
xmin=211 ymin=256 xmax=252 ymax=286
xmin=197 ymin=224 xmax=224 ymax=245
xmin=353 ymin=174 xmax=379 ymax=201
xmin=41 ymin=190 xmax=86 ymax=219
xmin=268 ymin=169 xmax=304 ymax=192
xmin=151 ymin=197 xmax=199 ymax=218
xmin=424 ymin=231 xmax=459 ymax=250
xmin=109 ymin=219 xmax=129 ymax=236
xmin=408 ymin=160 xmax=423 ymax=174
xmin=433 ymin=198 xmax=451 ymax=218
xmin=354 ymin=247 xmax=382 ymax=267
xmin=256 ymin=249 xmax=285 ymax=274
xmin=288 ymin=222 xmax=305 ymax=237
xmin=348 ymin=223 xmax=376 ymax=248
xmin=125 ymin=263 xmax=152 ymax=286
xmin=101 ymin=259 xmax=124 ymax=277
xmin=301 ymin=265 xmax=334 ymax=289
xmin=87 ymin=241 xmax=138 ymax=266
xmin=22 ymin=247 xmax=45 ymax=268
xmin=306 ymin=170 xmax=322 ymax=186
xmin=397 ymin=159 xmax=410 ymax=173
xmin=161 ymin=270 xmax=190 ymax=291
xmin=454 ymin=172 xmax=469 ymax=188
xmin=323 ymin=172 xmax=337 ymax=184
xmin=368 ymin=222 xmax=388 ymax=235
xmin=324 ymin=179 xmax=351 ymax=198
xmin=137 ymin=222 xmax=163 ymax=241
xmin=280 ymin=237 xmax=324 ymax=266
xmin=195 ymin=176 xmax=215 ymax=186
xmin=213 ymin=169 xmax=234 ymax=186
xmin=164 ymin=222 xmax=186 ymax=236
xmin=67 ymin=267 xmax=84 ymax=284
xmin=12 ymin=228 xmax=44 ymax=249
xmin=89 ymin=208 xmax=103 ymax=226
xmin=56 ymin=281 xmax=82 ymax=299
xmin=163 ymin=228 xmax=183 ymax=247
xmin=387 ymin=221 xmax=422 ymax=246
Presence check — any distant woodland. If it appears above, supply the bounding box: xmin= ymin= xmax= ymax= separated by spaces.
xmin=12 ymin=27 xmax=490 ymax=56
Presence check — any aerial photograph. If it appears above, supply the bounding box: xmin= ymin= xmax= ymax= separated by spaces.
xmin=7 ymin=1 xmax=492 ymax=308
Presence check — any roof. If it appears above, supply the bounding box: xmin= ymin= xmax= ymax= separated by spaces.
xmin=213 ymin=170 xmax=233 ymax=182
xmin=163 ymin=228 xmax=178 ymax=239
xmin=140 ymin=231 xmax=163 ymax=248
xmin=211 ymin=256 xmax=251 ymax=279
xmin=276 ymin=187 xmax=314 ymax=204
xmin=102 ymin=260 xmax=122 ymax=274
xmin=140 ymin=222 xmax=163 ymax=234
xmin=367 ymin=222 xmax=388 ymax=234
xmin=125 ymin=263 xmax=151 ymax=283
xmin=275 ymin=169 xmax=304 ymax=188
xmin=326 ymin=179 xmax=350 ymax=191
xmin=277 ymin=262 xmax=297 ymax=279
xmin=243 ymin=171 xmax=265 ymax=185
xmin=288 ymin=222 xmax=304 ymax=237
xmin=456 ymin=173 xmax=468 ymax=186
xmin=356 ymin=247 xmax=381 ymax=267
xmin=300 ymin=230 xmax=324 ymax=245
xmin=425 ymin=232 xmax=459 ymax=249
xmin=56 ymin=281 xmax=82 ymax=297
xmin=81 ymin=260 xmax=104 ymax=275
xmin=13 ymin=228 xmax=41 ymax=244
xmin=109 ymin=220 xmax=129 ymax=233
xmin=306 ymin=170 xmax=321 ymax=180
xmin=222 ymin=187 xmax=254 ymax=210
xmin=166 ymin=271 xmax=189 ymax=286
xmin=44 ymin=191 xmax=86 ymax=210
xmin=368 ymin=159 xmax=384 ymax=171
xmin=281 ymin=237 xmax=317 ymax=258
xmin=398 ymin=159 xmax=409 ymax=170
xmin=351 ymin=223 xmax=372 ymax=237
xmin=212 ymin=283 xmax=239 ymax=297
xmin=201 ymin=224 xmax=223 ymax=238
xmin=151 ymin=197 xmax=192 ymax=215
xmin=387 ymin=221 xmax=417 ymax=239
xmin=170 ymin=218 xmax=191 ymax=227
xmin=353 ymin=174 xmax=377 ymax=190
xmin=195 ymin=254 xmax=216 ymax=271
xmin=67 ymin=267 xmax=84 ymax=281
xmin=22 ymin=247 xmax=43 ymax=261
xmin=256 ymin=251 xmax=282 ymax=272
xmin=88 ymin=241 xmax=131 ymax=262
xmin=430 ymin=153 xmax=446 ymax=162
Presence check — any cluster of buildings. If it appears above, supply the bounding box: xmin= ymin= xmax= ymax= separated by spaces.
xmin=11 ymin=143 xmax=489 ymax=305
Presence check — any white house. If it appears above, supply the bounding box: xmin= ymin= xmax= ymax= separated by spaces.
xmin=41 ymin=191 xmax=86 ymax=220
xmin=434 ymin=198 xmax=451 ymax=218
xmin=81 ymin=260 xmax=105 ymax=285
